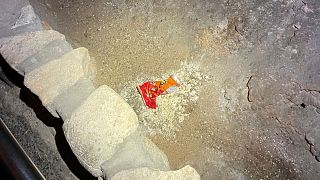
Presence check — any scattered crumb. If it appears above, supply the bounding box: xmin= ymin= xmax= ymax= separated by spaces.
xmin=120 ymin=62 xmax=209 ymax=138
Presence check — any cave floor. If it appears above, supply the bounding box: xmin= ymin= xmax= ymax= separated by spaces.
xmin=27 ymin=0 xmax=320 ymax=179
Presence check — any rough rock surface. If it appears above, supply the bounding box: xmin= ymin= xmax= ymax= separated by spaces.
xmin=24 ymin=47 xmax=94 ymax=117
xmin=111 ymin=165 xmax=200 ymax=180
xmin=10 ymin=5 xmax=42 ymax=33
xmin=0 ymin=30 xmax=65 ymax=70
xmin=53 ymin=77 xmax=95 ymax=120
xmin=101 ymin=129 xmax=170 ymax=178
xmin=17 ymin=39 xmax=73 ymax=75
xmin=0 ymin=0 xmax=41 ymax=38
xmin=63 ymin=85 xmax=139 ymax=177
xmin=245 ymin=0 xmax=320 ymax=164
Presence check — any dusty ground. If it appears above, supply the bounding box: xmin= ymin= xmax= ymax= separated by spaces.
xmin=24 ymin=0 xmax=320 ymax=179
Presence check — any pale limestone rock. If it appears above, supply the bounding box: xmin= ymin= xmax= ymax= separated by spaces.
xmin=101 ymin=130 xmax=170 ymax=177
xmin=53 ymin=77 xmax=95 ymax=120
xmin=0 ymin=30 xmax=65 ymax=70
xmin=17 ymin=39 xmax=73 ymax=75
xmin=24 ymin=47 xmax=94 ymax=117
xmin=111 ymin=165 xmax=201 ymax=180
xmin=0 ymin=0 xmax=39 ymax=38
xmin=63 ymin=85 xmax=139 ymax=177
xmin=11 ymin=5 xmax=41 ymax=30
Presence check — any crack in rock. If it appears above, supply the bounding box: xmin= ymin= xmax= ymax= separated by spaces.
xmin=305 ymin=134 xmax=320 ymax=162
xmin=246 ymin=75 xmax=253 ymax=102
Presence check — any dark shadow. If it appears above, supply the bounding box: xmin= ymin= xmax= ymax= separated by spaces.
xmin=0 ymin=55 xmax=24 ymax=88
xmin=0 ymin=55 xmax=95 ymax=180
xmin=0 ymin=163 xmax=14 ymax=180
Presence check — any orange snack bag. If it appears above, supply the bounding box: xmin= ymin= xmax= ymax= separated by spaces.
xmin=157 ymin=75 xmax=180 ymax=93
xmin=137 ymin=75 xmax=180 ymax=109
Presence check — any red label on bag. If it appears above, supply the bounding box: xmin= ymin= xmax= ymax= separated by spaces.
xmin=137 ymin=81 xmax=162 ymax=109
xmin=137 ymin=75 xmax=180 ymax=109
